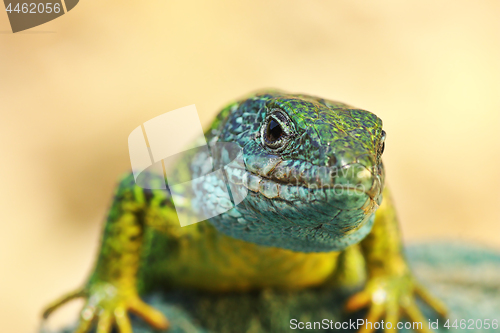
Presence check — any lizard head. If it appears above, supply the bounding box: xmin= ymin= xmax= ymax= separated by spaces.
xmin=207 ymin=90 xmax=386 ymax=252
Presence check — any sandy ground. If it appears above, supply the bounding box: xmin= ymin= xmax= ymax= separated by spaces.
xmin=0 ymin=1 xmax=499 ymax=332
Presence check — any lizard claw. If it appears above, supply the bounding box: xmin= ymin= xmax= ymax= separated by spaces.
xmin=42 ymin=288 xmax=85 ymax=320
xmin=345 ymin=274 xmax=447 ymax=333
xmin=414 ymin=282 xmax=448 ymax=318
xmin=43 ymin=282 xmax=169 ymax=333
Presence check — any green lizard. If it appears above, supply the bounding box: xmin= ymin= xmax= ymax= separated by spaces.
xmin=43 ymin=90 xmax=446 ymax=333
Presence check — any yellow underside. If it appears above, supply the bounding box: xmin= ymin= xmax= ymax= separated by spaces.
xmin=154 ymin=221 xmax=343 ymax=292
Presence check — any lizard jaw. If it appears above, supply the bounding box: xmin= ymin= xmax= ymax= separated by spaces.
xmin=224 ymin=161 xmax=382 ymax=203
xmin=224 ymin=165 xmax=380 ymax=218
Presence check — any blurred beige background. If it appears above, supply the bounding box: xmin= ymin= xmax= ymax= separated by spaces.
xmin=0 ymin=1 xmax=499 ymax=332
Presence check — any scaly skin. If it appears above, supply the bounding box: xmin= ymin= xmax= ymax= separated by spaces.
xmin=43 ymin=90 xmax=446 ymax=333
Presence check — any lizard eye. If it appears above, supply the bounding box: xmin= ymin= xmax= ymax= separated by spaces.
xmin=266 ymin=119 xmax=283 ymax=142
xmin=379 ymin=130 xmax=386 ymax=156
xmin=260 ymin=109 xmax=294 ymax=152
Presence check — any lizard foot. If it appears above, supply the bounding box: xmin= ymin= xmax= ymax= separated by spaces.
xmin=345 ymin=274 xmax=447 ymax=333
xmin=42 ymin=282 xmax=169 ymax=333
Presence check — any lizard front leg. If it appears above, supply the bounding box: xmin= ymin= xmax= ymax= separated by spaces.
xmin=346 ymin=187 xmax=447 ymax=333
xmin=42 ymin=173 xmax=170 ymax=333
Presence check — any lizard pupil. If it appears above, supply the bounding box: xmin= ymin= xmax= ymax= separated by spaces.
xmin=266 ymin=119 xmax=283 ymax=142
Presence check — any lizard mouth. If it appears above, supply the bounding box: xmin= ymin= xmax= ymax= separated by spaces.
xmin=206 ymin=145 xmax=383 ymax=252
xmin=224 ymin=157 xmax=383 ymax=207
xmin=215 ymin=161 xmax=381 ymax=252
